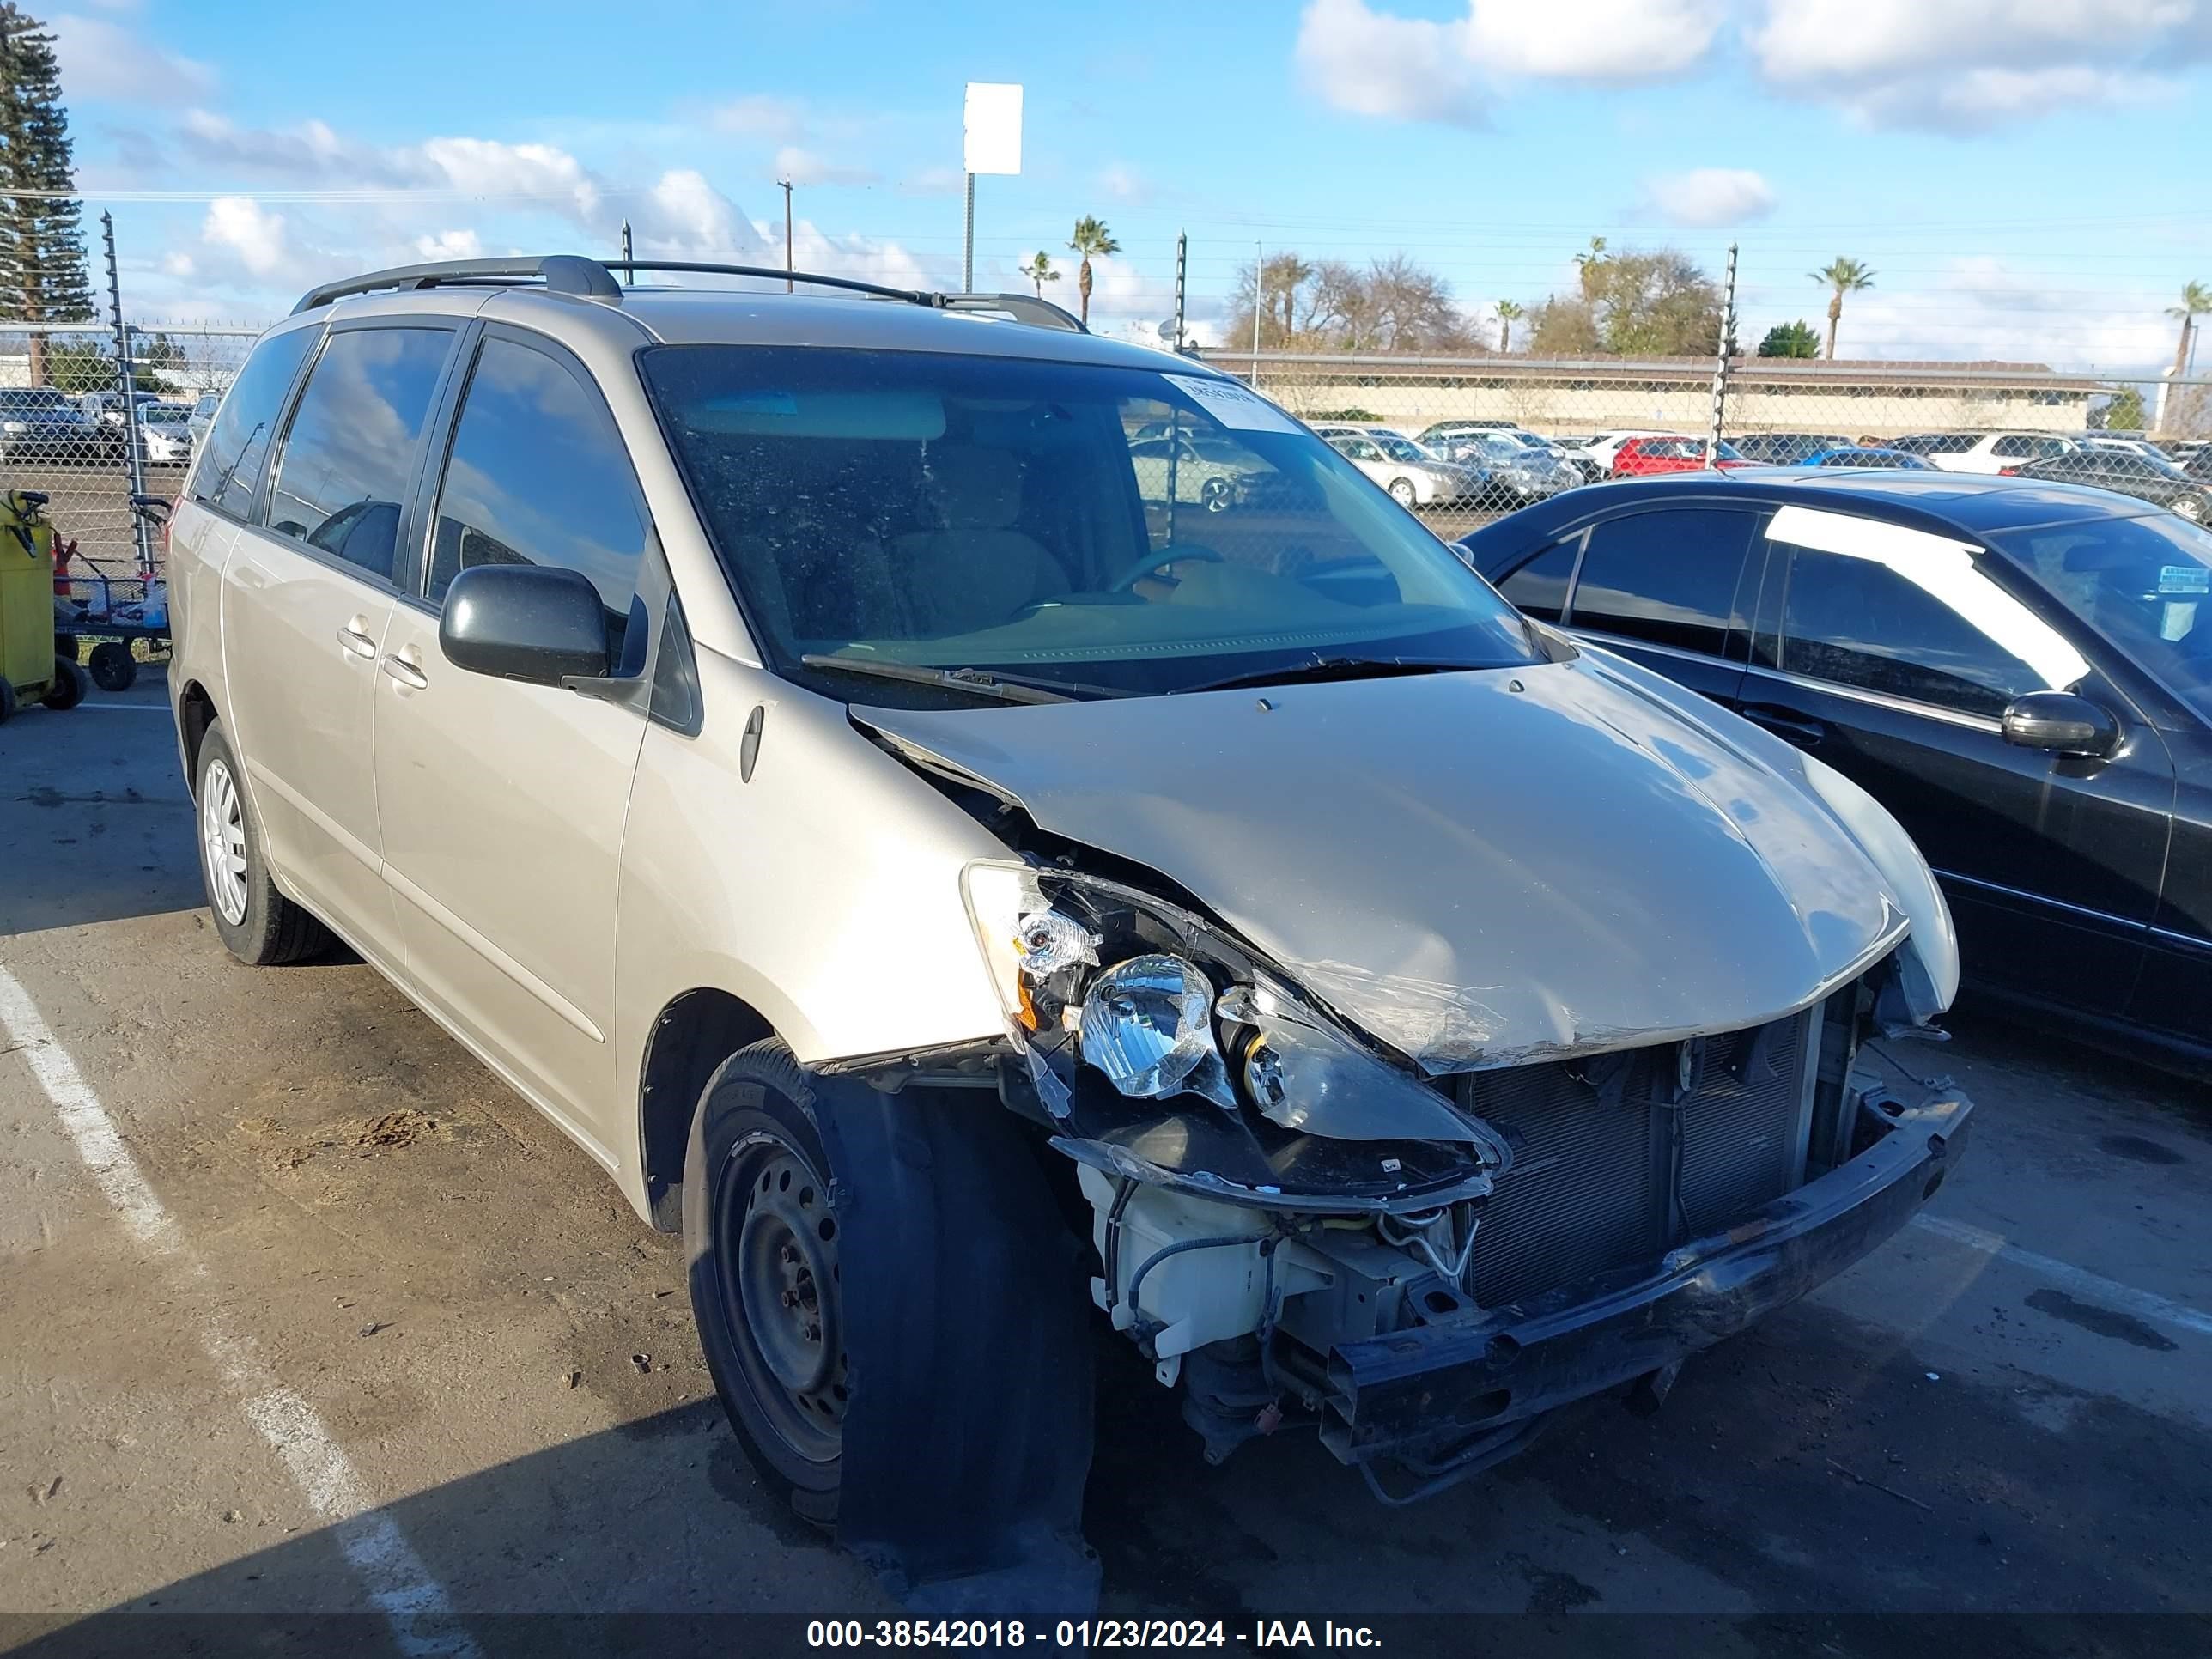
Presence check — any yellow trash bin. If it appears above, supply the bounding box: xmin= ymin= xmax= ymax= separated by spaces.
xmin=0 ymin=489 xmax=88 ymax=721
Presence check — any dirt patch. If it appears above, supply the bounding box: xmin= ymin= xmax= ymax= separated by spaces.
xmin=356 ymin=1108 xmax=441 ymax=1149
xmin=2023 ymin=1287 xmax=2179 ymax=1352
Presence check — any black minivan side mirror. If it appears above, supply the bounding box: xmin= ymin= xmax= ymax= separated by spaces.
xmin=2001 ymin=690 xmax=2120 ymax=758
xmin=440 ymin=564 xmax=610 ymax=688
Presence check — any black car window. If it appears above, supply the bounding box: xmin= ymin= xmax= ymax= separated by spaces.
xmin=1569 ymin=508 xmax=1753 ymax=658
xmin=428 ymin=336 xmax=648 ymax=639
xmin=192 ymin=325 xmax=319 ymax=520
xmin=265 ymin=327 xmax=451 ymax=582
xmin=1777 ymin=545 xmax=2055 ymax=717
xmin=1498 ymin=538 xmax=1577 ymax=623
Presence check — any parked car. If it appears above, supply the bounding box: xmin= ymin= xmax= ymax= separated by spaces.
xmin=186 ymin=391 xmax=222 ymax=447
xmin=0 ymin=387 xmax=100 ymax=462
xmin=1733 ymin=432 xmax=1849 ymax=465
xmin=1430 ymin=429 xmax=1582 ymax=506
xmin=1888 ymin=431 xmax=2079 ymax=474
xmin=1462 ymin=470 xmax=2210 ymax=1072
xmin=167 ymin=253 xmax=1970 ymax=1602
xmin=1416 ymin=417 xmax=1545 ymax=450
xmin=1559 ymin=428 xmax=1677 ymax=477
xmin=1321 ymin=430 xmax=1480 ymax=506
xmin=1802 ymin=446 xmax=1936 ymax=470
xmin=137 ymin=401 xmax=197 ymax=465
xmin=2003 ymin=447 xmax=2212 ymax=521
xmin=2080 ymin=436 xmax=2170 ymax=465
xmin=1126 ymin=429 xmax=1271 ymax=512
xmin=1611 ymin=435 xmax=1752 ymax=476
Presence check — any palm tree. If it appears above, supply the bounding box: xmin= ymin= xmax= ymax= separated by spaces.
xmin=2166 ymin=281 xmax=2210 ymax=388
xmin=1573 ymin=237 xmax=1608 ymax=300
xmin=1018 ymin=251 xmax=1060 ymax=301
xmin=1494 ymin=299 xmax=1524 ymax=353
xmin=1811 ymin=257 xmax=1875 ymax=360
xmin=1067 ymin=216 xmax=1121 ymax=328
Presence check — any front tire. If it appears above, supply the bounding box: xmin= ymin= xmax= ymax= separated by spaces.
xmin=1388 ymin=477 xmax=1418 ymax=508
xmin=41 ymin=658 xmax=88 ymax=710
xmin=686 ymin=1039 xmax=845 ymax=1524
xmin=194 ymin=720 xmax=330 ymax=965
xmin=88 ymin=641 xmax=137 ymax=692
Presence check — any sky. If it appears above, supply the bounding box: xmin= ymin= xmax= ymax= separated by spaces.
xmin=47 ymin=0 xmax=2212 ymax=374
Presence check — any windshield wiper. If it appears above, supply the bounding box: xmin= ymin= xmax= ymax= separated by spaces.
xmin=799 ymin=654 xmax=1122 ymax=705
xmin=1174 ymin=654 xmax=1485 ymax=696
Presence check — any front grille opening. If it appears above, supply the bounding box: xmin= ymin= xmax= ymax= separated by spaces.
xmin=1458 ymin=1012 xmax=1814 ymax=1309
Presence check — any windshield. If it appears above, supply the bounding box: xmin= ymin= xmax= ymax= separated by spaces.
xmin=644 ymin=345 xmax=1537 ymax=704
xmin=1371 ymin=434 xmax=1431 ymax=462
xmin=1989 ymin=514 xmax=2212 ymax=722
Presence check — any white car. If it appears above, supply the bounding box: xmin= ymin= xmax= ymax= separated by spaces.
xmin=2080 ymin=436 xmax=2170 ymax=465
xmin=137 ymin=402 xmax=197 ymax=465
xmin=1321 ymin=431 xmax=1480 ymax=507
xmin=1891 ymin=432 xmax=2080 ymax=475
xmin=1557 ymin=429 xmax=1674 ymax=476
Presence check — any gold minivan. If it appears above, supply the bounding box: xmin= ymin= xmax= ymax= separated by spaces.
xmin=166 ymin=255 xmax=1970 ymax=1611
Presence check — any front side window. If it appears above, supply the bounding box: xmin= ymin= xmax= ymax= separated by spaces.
xmin=642 ymin=345 xmax=1535 ymax=703
xmin=192 ymin=324 xmax=319 ymax=520
xmin=1991 ymin=513 xmax=2212 ymax=722
xmin=428 ymin=337 xmax=649 ymax=635
xmin=1498 ymin=539 xmax=1577 ymax=623
xmin=1569 ymin=508 xmax=1753 ymax=657
xmin=266 ymin=327 xmax=452 ymax=581
xmin=1767 ymin=509 xmax=2089 ymax=718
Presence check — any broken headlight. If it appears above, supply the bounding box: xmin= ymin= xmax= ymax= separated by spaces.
xmin=962 ymin=860 xmax=1503 ymax=1159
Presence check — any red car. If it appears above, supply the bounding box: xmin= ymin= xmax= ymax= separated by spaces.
xmin=1611 ymin=435 xmax=1753 ymax=477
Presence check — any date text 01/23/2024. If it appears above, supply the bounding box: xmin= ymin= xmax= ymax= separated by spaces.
xmin=805 ymin=1621 xmax=1384 ymax=1649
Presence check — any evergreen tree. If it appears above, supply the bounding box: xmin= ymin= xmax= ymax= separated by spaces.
xmin=0 ymin=7 xmax=94 ymax=386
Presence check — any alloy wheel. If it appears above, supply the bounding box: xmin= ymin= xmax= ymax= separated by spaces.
xmin=199 ymin=758 xmax=250 ymax=927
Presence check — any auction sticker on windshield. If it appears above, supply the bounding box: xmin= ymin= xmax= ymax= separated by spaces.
xmin=1164 ymin=374 xmax=1301 ymax=434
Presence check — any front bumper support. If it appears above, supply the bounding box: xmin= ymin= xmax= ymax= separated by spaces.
xmin=1322 ymin=1081 xmax=1972 ymax=1462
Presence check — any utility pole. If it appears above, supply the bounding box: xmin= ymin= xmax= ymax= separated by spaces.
xmin=962 ymin=171 xmax=975 ymax=293
xmin=1706 ymin=241 xmax=1738 ymax=471
xmin=100 ymin=212 xmax=151 ymax=578
xmin=619 ymin=219 xmax=632 ymax=279
xmin=1251 ymin=240 xmax=1263 ymax=387
xmin=780 ymin=179 xmax=794 ymax=290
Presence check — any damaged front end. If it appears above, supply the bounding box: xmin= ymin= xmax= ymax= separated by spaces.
xmin=960 ymin=855 xmax=1972 ymax=1503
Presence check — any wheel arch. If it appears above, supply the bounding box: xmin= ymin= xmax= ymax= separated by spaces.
xmin=637 ymin=987 xmax=777 ymax=1231
xmin=178 ymin=678 xmax=220 ymax=793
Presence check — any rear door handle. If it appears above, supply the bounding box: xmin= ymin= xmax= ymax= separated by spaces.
xmin=336 ymin=618 xmax=379 ymax=659
xmin=1740 ymin=703 xmax=1827 ymax=748
xmin=380 ymin=651 xmax=428 ymax=690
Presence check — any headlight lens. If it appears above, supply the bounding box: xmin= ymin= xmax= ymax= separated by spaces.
xmin=1079 ymin=953 xmax=1225 ymax=1102
xmin=961 ymin=860 xmax=1505 ymax=1156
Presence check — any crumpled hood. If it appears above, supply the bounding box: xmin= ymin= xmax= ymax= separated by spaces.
xmin=860 ymin=656 xmax=1910 ymax=1073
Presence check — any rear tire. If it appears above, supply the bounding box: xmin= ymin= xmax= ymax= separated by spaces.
xmin=686 ymin=1039 xmax=844 ymax=1525
xmin=41 ymin=658 xmax=88 ymax=710
xmin=193 ymin=720 xmax=330 ymax=965
xmin=89 ymin=641 xmax=137 ymax=692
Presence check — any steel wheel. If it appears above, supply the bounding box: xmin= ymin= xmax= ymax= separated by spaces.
xmin=200 ymin=757 xmax=250 ymax=927
xmin=720 ymin=1133 xmax=847 ymax=1465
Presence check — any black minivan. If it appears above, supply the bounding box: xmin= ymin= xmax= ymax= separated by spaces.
xmin=1462 ymin=470 xmax=2212 ymax=1072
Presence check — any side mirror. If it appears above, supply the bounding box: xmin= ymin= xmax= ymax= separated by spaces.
xmin=2001 ymin=690 xmax=2120 ymax=758
xmin=439 ymin=564 xmax=610 ymax=688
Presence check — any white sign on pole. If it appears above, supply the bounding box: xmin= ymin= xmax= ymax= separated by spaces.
xmin=963 ymin=82 xmax=1023 ymax=176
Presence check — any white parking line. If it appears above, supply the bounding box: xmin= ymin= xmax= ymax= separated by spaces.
xmin=0 ymin=962 xmax=479 ymax=1656
xmin=58 ymin=702 xmax=173 ymax=712
xmin=1911 ymin=1212 xmax=2212 ymax=1339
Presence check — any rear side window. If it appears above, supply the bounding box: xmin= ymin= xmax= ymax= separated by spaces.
xmin=1570 ymin=509 xmax=1753 ymax=657
xmin=428 ymin=336 xmax=647 ymax=632
xmin=1991 ymin=435 xmax=2033 ymax=459
xmin=191 ymin=325 xmax=319 ymax=520
xmin=266 ymin=327 xmax=453 ymax=582
xmin=1498 ymin=539 xmax=1577 ymax=622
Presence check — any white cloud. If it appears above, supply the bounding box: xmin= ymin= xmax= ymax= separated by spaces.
xmin=1747 ymin=0 xmax=2202 ymax=130
xmin=413 ymin=228 xmax=483 ymax=261
xmin=50 ymin=12 xmax=216 ymax=104
xmin=1640 ymin=167 xmax=1777 ymax=228
xmin=772 ymin=146 xmax=881 ymax=188
xmin=202 ymin=198 xmax=290 ymax=277
xmin=1295 ymin=0 xmax=1723 ymax=124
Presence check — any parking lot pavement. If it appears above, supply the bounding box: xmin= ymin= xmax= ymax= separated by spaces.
xmin=3 ymin=668 xmax=2210 ymax=1651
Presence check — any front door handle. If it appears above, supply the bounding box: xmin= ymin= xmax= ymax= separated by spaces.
xmin=1740 ymin=703 xmax=1827 ymax=748
xmin=380 ymin=651 xmax=428 ymax=690
xmin=336 ymin=617 xmax=379 ymax=659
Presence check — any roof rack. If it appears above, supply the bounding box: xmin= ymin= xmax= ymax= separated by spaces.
xmin=291 ymin=255 xmax=622 ymax=314
xmin=291 ymin=254 xmax=1089 ymax=332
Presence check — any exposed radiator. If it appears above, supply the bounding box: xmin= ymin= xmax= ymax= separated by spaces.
xmin=1457 ymin=1012 xmax=1814 ymax=1310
